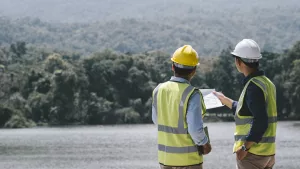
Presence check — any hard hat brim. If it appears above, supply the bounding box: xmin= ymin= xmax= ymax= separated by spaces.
xmin=230 ymin=52 xmax=262 ymax=60
xmin=172 ymin=61 xmax=198 ymax=69
xmin=171 ymin=57 xmax=199 ymax=67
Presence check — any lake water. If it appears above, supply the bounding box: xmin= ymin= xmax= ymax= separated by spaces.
xmin=0 ymin=122 xmax=299 ymax=169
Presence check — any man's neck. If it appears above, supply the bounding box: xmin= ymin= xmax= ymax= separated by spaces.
xmin=243 ymin=68 xmax=257 ymax=77
xmin=174 ymin=74 xmax=190 ymax=81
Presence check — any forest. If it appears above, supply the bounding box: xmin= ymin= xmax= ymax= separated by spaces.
xmin=1 ymin=0 xmax=300 ymax=56
xmin=1 ymin=0 xmax=300 ymax=127
xmin=1 ymin=40 xmax=300 ymax=128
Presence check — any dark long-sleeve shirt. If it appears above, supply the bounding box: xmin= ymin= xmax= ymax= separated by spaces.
xmin=232 ymin=70 xmax=269 ymax=143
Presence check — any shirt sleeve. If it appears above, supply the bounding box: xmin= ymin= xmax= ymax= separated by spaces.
xmin=186 ymin=91 xmax=208 ymax=146
xmin=232 ymin=101 xmax=238 ymax=115
xmin=152 ymin=104 xmax=157 ymax=125
xmin=152 ymin=85 xmax=160 ymax=125
xmin=245 ymin=82 xmax=269 ymax=143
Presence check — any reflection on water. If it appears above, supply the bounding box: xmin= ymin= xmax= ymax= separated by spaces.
xmin=0 ymin=122 xmax=299 ymax=169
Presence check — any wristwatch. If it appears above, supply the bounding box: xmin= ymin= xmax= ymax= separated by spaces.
xmin=241 ymin=145 xmax=249 ymax=151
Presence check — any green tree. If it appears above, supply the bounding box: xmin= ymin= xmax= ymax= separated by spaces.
xmin=205 ymin=48 xmax=240 ymax=99
xmin=284 ymin=60 xmax=300 ymax=119
xmin=85 ymin=93 xmax=113 ymax=124
xmin=10 ymin=42 xmax=27 ymax=62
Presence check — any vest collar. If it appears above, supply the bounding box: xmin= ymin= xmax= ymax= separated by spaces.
xmin=242 ymin=70 xmax=265 ymax=85
xmin=170 ymin=76 xmax=190 ymax=84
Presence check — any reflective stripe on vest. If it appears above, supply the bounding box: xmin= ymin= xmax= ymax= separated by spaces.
xmin=235 ymin=116 xmax=278 ymax=125
xmin=234 ymin=76 xmax=277 ymax=156
xmin=154 ymin=81 xmax=206 ymax=166
xmin=235 ymin=135 xmax=276 ymax=143
xmin=158 ymin=144 xmax=198 ymax=153
xmin=153 ymin=85 xmax=194 ymax=135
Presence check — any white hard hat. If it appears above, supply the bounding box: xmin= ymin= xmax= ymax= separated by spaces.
xmin=231 ymin=39 xmax=262 ymax=62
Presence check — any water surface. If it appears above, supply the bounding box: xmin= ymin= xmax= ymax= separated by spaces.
xmin=0 ymin=122 xmax=299 ymax=169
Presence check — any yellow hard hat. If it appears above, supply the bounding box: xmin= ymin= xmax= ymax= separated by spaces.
xmin=171 ymin=45 xmax=199 ymax=68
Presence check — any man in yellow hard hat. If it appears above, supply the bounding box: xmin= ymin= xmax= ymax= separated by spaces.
xmin=152 ymin=45 xmax=212 ymax=169
xmin=214 ymin=39 xmax=277 ymax=169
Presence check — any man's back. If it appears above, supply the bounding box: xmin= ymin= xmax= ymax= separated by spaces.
xmin=152 ymin=45 xmax=211 ymax=169
xmin=152 ymin=77 xmax=210 ymax=168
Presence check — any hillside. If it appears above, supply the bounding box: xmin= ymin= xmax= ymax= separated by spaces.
xmin=1 ymin=41 xmax=300 ymax=128
xmin=0 ymin=0 xmax=299 ymax=22
xmin=0 ymin=0 xmax=300 ymax=56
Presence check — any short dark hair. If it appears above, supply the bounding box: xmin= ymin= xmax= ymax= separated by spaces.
xmin=173 ymin=63 xmax=196 ymax=76
xmin=234 ymin=56 xmax=259 ymax=69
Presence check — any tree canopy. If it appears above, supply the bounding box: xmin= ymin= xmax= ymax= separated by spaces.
xmin=1 ymin=41 xmax=300 ymax=128
xmin=1 ymin=0 xmax=300 ymax=56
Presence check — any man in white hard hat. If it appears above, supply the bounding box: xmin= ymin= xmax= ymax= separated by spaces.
xmin=214 ymin=39 xmax=277 ymax=169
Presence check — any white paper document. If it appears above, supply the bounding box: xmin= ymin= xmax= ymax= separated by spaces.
xmin=202 ymin=90 xmax=224 ymax=109
xmin=199 ymin=89 xmax=215 ymax=96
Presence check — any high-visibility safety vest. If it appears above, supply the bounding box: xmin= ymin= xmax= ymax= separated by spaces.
xmin=234 ymin=76 xmax=277 ymax=156
xmin=153 ymin=81 xmax=206 ymax=166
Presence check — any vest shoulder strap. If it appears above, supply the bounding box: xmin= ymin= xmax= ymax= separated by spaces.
xmin=194 ymin=88 xmax=207 ymax=117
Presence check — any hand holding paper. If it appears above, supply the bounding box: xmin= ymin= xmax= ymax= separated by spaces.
xmin=201 ymin=89 xmax=224 ymax=109
xmin=213 ymin=91 xmax=235 ymax=109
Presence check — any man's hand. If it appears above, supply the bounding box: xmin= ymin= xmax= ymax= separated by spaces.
xmin=212 ymin=91 xmax=226 ymax=103
xmin=236 ymin=146 xmax=248 ymax=160
xmin=213 ymin=91 xmax=234 ymax=109
xmin=203 ymin=143 xmax=212 ymax=155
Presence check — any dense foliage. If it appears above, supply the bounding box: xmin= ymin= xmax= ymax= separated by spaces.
xmin=1 ymin=41 xmax=300 ymax=128
xmin=1 ymin=0 xmax=300 ymax=56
